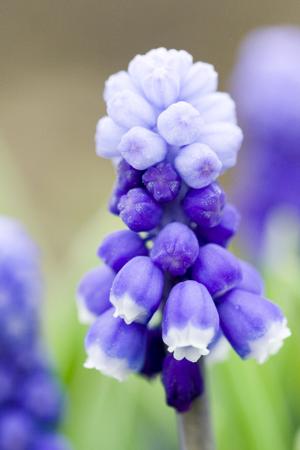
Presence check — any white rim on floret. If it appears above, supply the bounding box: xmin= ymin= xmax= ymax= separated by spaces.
xmin=247 ymin=318 xmax=291 ymax=364
xmin=163 ymin=323 xmax=215 ymax=363
xmin=76 ymin=296 xmax=97 ymax=325
xmin=110 ymin=292 xmax=148 ymax=325
xmin=84 ymin=344 xmax=132 ymax=382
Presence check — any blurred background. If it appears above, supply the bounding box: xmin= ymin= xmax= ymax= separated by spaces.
xmin=1 ymin=1 xmax=300 ymax=449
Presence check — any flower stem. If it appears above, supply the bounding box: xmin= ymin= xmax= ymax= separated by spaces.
xmin=177 ymin=362 xmax=215 ymax=450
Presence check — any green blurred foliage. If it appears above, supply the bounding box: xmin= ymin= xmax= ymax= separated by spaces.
xmin=1 ymin=140 xmax=300 ymax=450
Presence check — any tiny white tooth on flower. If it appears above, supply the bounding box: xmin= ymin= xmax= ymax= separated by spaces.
xmin=162 ymin=280 xmax=219 ymax=363
xmin=174 ymin=143 xmax=222 ymax=189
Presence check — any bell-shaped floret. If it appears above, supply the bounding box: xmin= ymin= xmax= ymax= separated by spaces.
xmin=110 ymin=256 xmax=164 ymax=324
xmin=162 ymin=280 xmax=219 ymax=362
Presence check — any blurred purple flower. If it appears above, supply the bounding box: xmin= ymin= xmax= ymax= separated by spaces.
xmin=0 ymin=217 xmax=72 ymax=448
xmin=231 ymin=26 xmax=300 ymax=252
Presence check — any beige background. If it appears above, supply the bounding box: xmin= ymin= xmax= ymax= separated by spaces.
xmin=1 ymin=0 xmax=300 ymax=257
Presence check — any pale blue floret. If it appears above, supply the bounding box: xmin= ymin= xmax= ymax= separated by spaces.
xmin=128 ymin=48 xmax=193 ymax=88
xmin=95 ymin=116 xmax=125 ymax=159
xmin=141 ymin=67 xmax=180 ymax=109
xmin=180 ymin=62 xmax=218 ymax=102
xmin=194 ymin=92 xmax=237 ymax=124
xmin=107 ymin=90 xmax=157 ymax=129
xmin=199 ymin=122 xmax=243 ymax=170
xmin=157 ymin=102 xmax=204 ymax=146
xmin=174 ymin=143 xmax=222 ymax=188
xmin=103 ymin=70 xmax=138 ymax=103
xmin=118 ymin=126 xmax=167 ymax=170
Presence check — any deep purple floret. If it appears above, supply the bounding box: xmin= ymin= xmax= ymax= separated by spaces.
xmin=140 ymin=327 xmax=166 ymax=378
xmin=162 ymin=354 xmax=204 ymax=412
xmin=196 ymin=203 xmax=240 ymax=247
xmin=142 ymin=162 xmax=181 ymax=203
xmin=118 ymin=188 xmax=163 ymax=232
xmin=182 ymin=183 xmax=226 ymax=228
xmin=116 ymin=159 xmax=143 ymax=193
xmin=108 ymin=160 xmax=142 ymax=216
xmin=150 ymin=222 xmax=199 ymax=276
xmin=108 ymin=185 xmax=124 ymax=215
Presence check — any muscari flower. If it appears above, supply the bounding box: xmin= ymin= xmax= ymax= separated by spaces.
xmin=78 ymin=48 xmax=290 ymax=413
xmin=0 ymin=217 xmax=72 ymax=450
xmin=231 ymin=26 xmax=300 ymax=252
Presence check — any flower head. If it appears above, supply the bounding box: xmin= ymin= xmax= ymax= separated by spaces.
xmin=78 ymin=48 xmax=290 ymax=412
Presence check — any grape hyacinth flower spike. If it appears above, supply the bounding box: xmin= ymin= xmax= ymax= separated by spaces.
xmin=0 ymin=217 xmax=72 ymax=450
xmin=78 ymin=48 xmax=290 ymax=450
